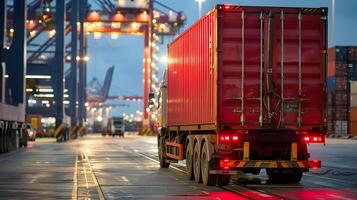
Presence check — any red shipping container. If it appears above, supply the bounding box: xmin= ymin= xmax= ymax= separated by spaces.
xmin=349 ymin=121 xmax=357 ymax=136
xmin=328 ymin=48 xmax=336 ymax=62
xmin=350 ymin=107 xmax=357 ymax=121
xmin=328 ymin=62 xmax=335 ymax=76
xmin=167 ymin=6 xmax=327 ymax=131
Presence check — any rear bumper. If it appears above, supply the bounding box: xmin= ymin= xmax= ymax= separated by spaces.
xmin=220 ymin=160 xmax=321 ymax=169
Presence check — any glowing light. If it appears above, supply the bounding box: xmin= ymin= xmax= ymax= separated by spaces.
xmin=83 ymin=56 xmax=89 ymax=62
xmin=25 ymin=75 xmax=51 ymax=79
xmin=160 ymin=56 xmax=168 ymax=64
xmin=111 ymin=22 xmax=121 ymax=29
xmin=111 ymin=33 xmax=119 ymax=40
xmin=97 ymin=116 xmax=103 ymax=122
xmin=93 ymin=32 xmax=102 ymax=39
xmin=30 ymin=30 xmax=37 ymax=37
xmin=48 ymin=29 xmax=56 ymax=38
xmin=9 ymin=28 xmax=14 ymax=33
xmin=34 ymin=94 xmax=54 ymax=98
xmin=131 ymin=22 xmax=140 ymax=31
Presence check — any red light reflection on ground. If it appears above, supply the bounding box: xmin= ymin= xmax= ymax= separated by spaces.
xmin=282 ymin=189 xmax=355 ymax=200
xmin=208 ymin=192 xmax=247 ymax=200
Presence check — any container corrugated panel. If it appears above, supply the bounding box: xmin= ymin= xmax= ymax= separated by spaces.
xmin=327 ymin=106 xmax=335 ymax=120
xmin=328 ymin=62 xmax=335 ymax=76
xmin=348 ymin=47 xmax=357 ymax=62
xmin=168 ymin=5 xmax=327 ymax=131
xmin=327 ymin=120 xmax=335 ymax=134
xmin=327 ymin=91 xmax=335 ymax=105
xmin=327 ymin=77 xmax=335 ymax=92
xmin=334 ymin=120 xmax=348 ymax=136
xmin=167 ymin=11 xmax=216 ymax=126
xmin=351 ymin=95 xmax=357 ymax=107
xmin=349 ymin=121 xmax=357 ymax=136
xmin=335 ymin=105 xmax=349 ymax=120
xmin=349 ymin=63 xmax=357 ymax=81
xmin=334 ymin=62 xmax=348 ymax=76
xmin=335 ymin=76 xmax=348 ymax=91
xmin=350 ymin=81 xmax=357 ymax=107
xmin=350 ymin=107 xmax=357 ymax=121
xmin=334 ymin=91 xmax=349 ymax=106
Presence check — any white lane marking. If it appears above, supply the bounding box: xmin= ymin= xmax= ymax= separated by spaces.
xmin=328 ymin=194 xmax=354 ymax=200
xmin=121 ymin=176 xmax=129 ymax=182
xmin=71 ymin=152 xmax=78 ymax=200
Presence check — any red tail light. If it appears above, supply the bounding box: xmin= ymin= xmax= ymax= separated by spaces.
xmin=309 ymin=160 xmax=321 ymax=169
xmin=218 ymin=134 xmax=239 ymax=143
xmin=220 ymin=159 xmax=230 ymax=170
xmin=224 ymin=5 xmax=231 ymax=10
xmin=303 ymin=135 xmax=324 ymax=143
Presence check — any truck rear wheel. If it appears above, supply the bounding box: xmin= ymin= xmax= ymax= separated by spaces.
xmin=0 ymin=130 xmax=4 ymax=153
xmin=193 ymin=142 xmax=201 ymax=183
xmin=158 ymin=138 xmax=170 ymax=168
xmin=217 ymin=175 xmax=231 ymax=185
xmin=201 ymin=141 xmax=217 ymax=186
xmin=267 ymin=169 xmax=303 ymax=183
xmin=185 ymin=142 xmax=194 ymax=180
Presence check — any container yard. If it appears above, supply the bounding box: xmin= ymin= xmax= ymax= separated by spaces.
xmin=0 ymin=0 xmax=357 ymax=200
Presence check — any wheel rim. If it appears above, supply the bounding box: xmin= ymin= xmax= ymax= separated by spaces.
xmin=186 ymin=148 xmax=192 ymax=171
xmin=201 ymin=150 xmax=207 ymax=178
xmin=193 ymin=144 xmax=200 ymax=181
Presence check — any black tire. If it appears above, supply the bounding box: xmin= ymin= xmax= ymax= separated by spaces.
xmin=0 ymin=131 xmax=4 ymax=153
xmin=4 ymin=131 xmax=9 ymax=152
xmin=185 ymin=142 xmax=194 ymax=180
xmin=193 ymin=141 xmax=201 ymax=183
xmin=158 ymin=138 xmax=170 ymax=168
xmin=201 ymin=141 xmax=217 ymax=186
xmin=267 ymin=169 xmax=303 ymax=183
xmin=217 ymin=175 xmax=231 ymax=185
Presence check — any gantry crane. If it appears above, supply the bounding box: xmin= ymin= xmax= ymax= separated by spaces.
xmin=4 ymin=0 xmax=185 ymax=140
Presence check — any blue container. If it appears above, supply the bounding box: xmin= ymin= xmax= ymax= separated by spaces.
xmin=335 ymin=47 xmax=349 ymax=61
xmin=327 ymin=76 xmax=336 ymax=91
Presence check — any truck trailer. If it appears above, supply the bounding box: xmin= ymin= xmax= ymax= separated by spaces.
xmin=156 ymin=5 xmax=327 ymax=186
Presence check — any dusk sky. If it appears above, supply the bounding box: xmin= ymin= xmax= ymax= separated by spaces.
xmin=87 ymin=0 xmax=357 ymax=117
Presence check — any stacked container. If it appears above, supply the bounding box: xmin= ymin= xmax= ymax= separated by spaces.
xmin=350 ymin=82 xmax=357 ymax=136
xmin=327 ymin=46 xmax=357 ymax=136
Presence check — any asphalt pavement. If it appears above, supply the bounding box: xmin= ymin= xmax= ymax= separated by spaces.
xmin=0 ymin=134 xmax=356 ymax=200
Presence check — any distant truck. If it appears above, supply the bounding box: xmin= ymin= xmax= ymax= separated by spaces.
xmin=103 ymin=117 xmax=125 ymax=137
xmin=155 ymin=5 xmax=327 ymax=186
xmin=26 ymin=115 xmax=42 ymax=137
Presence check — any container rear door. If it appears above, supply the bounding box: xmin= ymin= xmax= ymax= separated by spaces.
xmin=217 ymin=6 xmax=327 ymax=131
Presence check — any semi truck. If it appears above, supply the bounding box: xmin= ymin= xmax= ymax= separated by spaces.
xmin=103 ymin=117 xmax=125 ymax=137
xmin=155 ymin=5 xmax=327 ymax=186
